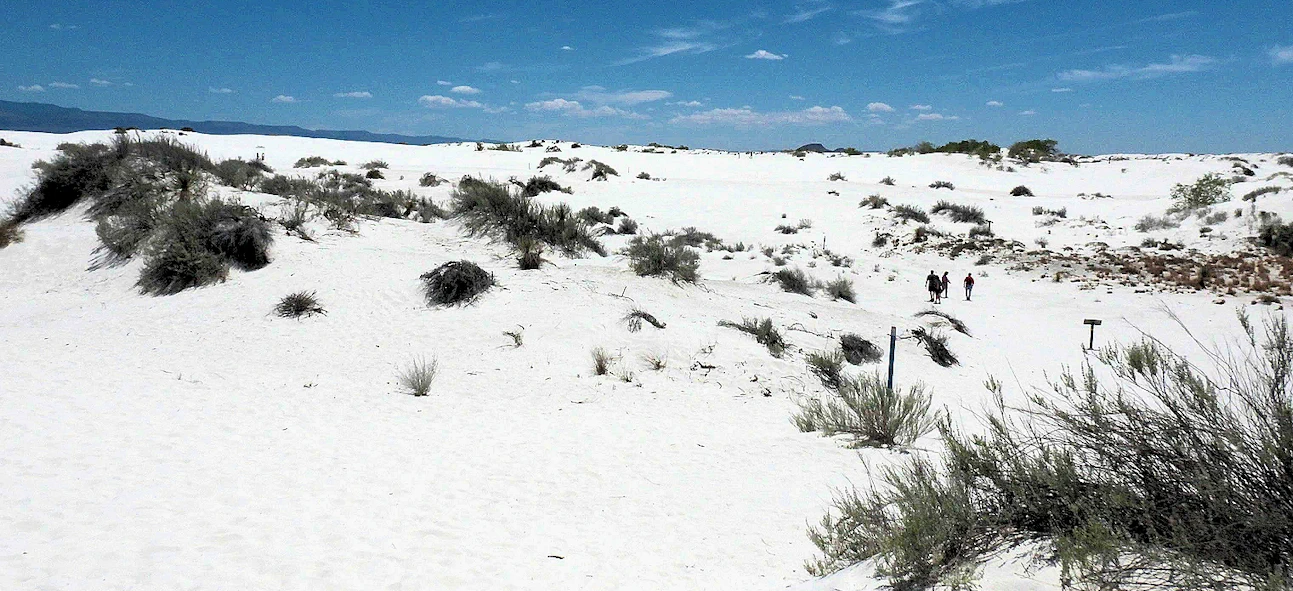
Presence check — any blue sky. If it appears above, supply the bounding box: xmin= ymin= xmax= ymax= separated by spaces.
xmin=3 ymin=1 xmax=1291 ymax=153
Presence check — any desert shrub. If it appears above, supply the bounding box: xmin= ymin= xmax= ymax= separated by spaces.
xmin=577 ymin=206 xmax=613 ymax=225
xmin=622 ymin=233 xmax=700 ymax=284
xmin=1034 ymin=237 xmax=1049 ymax=249
xmin=840 ymin=334 xmax=883 ymax=364
xmin=880 ymin=176 xmax=896 ymax=186
xmin=637 ymin=172 xmax=652 ymax=180
xmin=861 ymin=194 xmax=889 ymax=209
xmin=11 ymin=142 xmax=120 ymax=222
xmin=136 ymin=220 xmax=230 ymax=295
xmin=397 ymin=357 xmax=437 ymax=396
xmin=1202 ymin=210 xmax=1229 ymax=225
xmin=516 ymin=236 xmax=545 ymax=270
xmin=934 ymin=139 xmax=1001 ymax=159
xmin=214 ymin=158 xmax=272 ymax=189
xmin=0 ymin=219 xmax=24 ymax=248
xmin=1031 ymin=206 xmax=1067 ymax=218
xmin=623 ymin=308 xmax=666 ymax=332
xmin=450 ymin=178 xmax=604 ymax=256
xmin=583 ymin=160 xmax=618 ymax=181
xmin=419 ymin=260 xmax=494 ymax=306
xmin=1277 ymin=155 xmax=1293 ymax=167
xmin=641 ymin=351 xmax=668 ymax=370
xmin=1169 ymin=173 xmax=1231 ymax=212
xmin=808 ymin=314 xmax=1293 ymax=591
xmin=718 ymin=317 xmax=786 ymax=357
xmin=0 ymin=138 xmax=19 ymax=148
xmin=538 ymin=156 xmax=580 ymax=171
xmin=520 ymin=176 xmax=569 ymax=197
xmin=872 ymin=234 xmax=889 ymax=248
xmin=910 ymin=327 xmax=958 ymax=366
xmin=278 ymin=202 xmax=314 ymax=240
xmin=1259 ymin=220 xmax=1293 ymax=256
xmin=975 ymin=254 xmax=992 ymax=265
xmin=770 ymin=267 xmax=816 ymax=296
xmin=791 ymin=372 xmax=938 ymax=448
xmin=414 ymin=198 xmax=447 ymax=223
xmin=294 ymin=156 xmax=331 ymax=168
xmin=489 ymin=143 xmax=520 ymax=152
xmin=807 ymin=350 xmax=848 ymax=390
xmin=1010 ymin=185 xmax=1033 ymax=197
xmin=275 ymin=291 xmax=326 ymax=318
xmin=135 ymin=197 xmax=272 ymax=295
xmin=828 ymin=172 xmax=846 ymax=181
xmin=667 ymin=227 xmax=723 ymax=250
xmin=419 ymin=172 xmax=445 ymax=187
xmin=195 ymin=200 xmax=273 ymax=270
xmin=94 ymin=195 xmax=164 ymax=262
xmin=1135 ymin=214 xmax=1180 ymax=232
xmin=930 ymin=201 xmax=985 ymax=224
xmin=892 ymin=204 xmax=930 ymax=224
xmin=616 ymin=217 xmax=639 ymax=235
xmin=929 ymin=181 xmax=955 ymax=190
xmin=916 ymin=309 xmax=971 ymax=336
xmin=968 ymin=224 xmax=993 ymax=238
xmin=825 ymin=277 xmax=856 ymax=303
xmin=1243 ymin=186 xmax=1284 ymax=202
xmin=365 ymin=169 xmax=385 ymax=180
xmin=129 ymin=136 xmax=214 ymax=174
xmin=591 ymin=347 xmax=614 ymax=375
xmin=1007 ymin=138 xmax=1059 ymax=162
xmin=775 ymin=224 xmax=799 ymax=234
xmin=360 ymin=160 xmax=389 ymax=170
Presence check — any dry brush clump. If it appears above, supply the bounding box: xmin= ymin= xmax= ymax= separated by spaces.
xmin=792 ymin=371 xmax=938 ymax=448
xmin=806 ymin=313 xmax=1293 ymax=591
xmin=916 ymin=309 xmax=971 ymax=336
xmin=397 ymin=357 xmax=437 ymax=396
xmin=623 ymin=308 xmax=666 ymax=332
xmin=931 ymin=201 xmax=986 ymax=224
xmin=451 ymin=177 xmax=605 ymax=257
xmin=420 ymin=260 xmax=494 ymax=306
xmin=910 ymin=327 xmax=958 ymax=367
xmin=841 ymin=334 xmax=883 ymax=364
xmin=769 ymin=267 xmax=817 ymax=296
xmin=274 ymin=291 xmax=326 ymax=318
xmin=892 ymin=204 xmax=930 ymax=224
xmin=622 ymin=233 xmax=701 ymax=284
xmin=719 ymin=317 xmax=787 ymax=357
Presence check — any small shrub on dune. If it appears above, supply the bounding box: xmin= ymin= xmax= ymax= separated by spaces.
xmin=911 ymin=327 xmax=958 ymax=367
xmin=860 ymin=194 xmax=889 ymax=209
xmin=398 ymin=357 xmax=437 ymax=396
xmin=931 ymin=200 xmax=986 ymax=224
xmin=1169 ymin=173 xmax=1231 ymax=212
xmin=577 ymin=206 xmax=613 ymax=225
xmin=623 ymin=308 xmax=667 ymax=332
xmin=637 ymin=171 xmax=652 ymax=180
xmin=214 ymin=158 xmax=272 ymax=189
xmin=791 ymin=372 xmax=938 ymax=448
xmin=1243 ymin=186 xmax=1283 ymax=202
xmin=840 ymin=334 xmax=882 ymax=364
xmin=880 ymin=176 xmax=896 ymax=186
xmin=583 ymin=160 xmax=618 ymax=181
xmin=520 ymin=175 xmax=570 ymax=197
xmin=1010 ymin=185 xmax=1033 ymax=196
xmin=916 ymin=309 xmax=971 ymax=336
xmin=419 ymin=172 xmax=446 ymax=187
xmin=616 ymin=217 xmax=639 ymax=235
xmin=294 ymin=156 xmax=332 ymax=168
xmin=591 ymin=347 xmax=615 ymax=376
xmin=278 ymin=201 xmax=314 ymax=240
xmin=1031 ymin=206 xmax=1067 ymax=218
xmin=623 ymin=233 xmax=700 ymax=284
xmin=891 ymin=204 xmax=930 ymax=224
xmin=641 ymin=351 xmax=668 ymax=371
xmin=517 ymin=237 xmax=545 ymax=270
xmin=415 ymin=198 xmax=447 ymax=223
xmin=968 ymin=224 xmax=993 ymax=238
xmin=929 ymin=180 xmax=955 ymax=190
xmin=365 ymin=169 xmax=385 ymax=180
xmin=0 ymin=219 xmax=24 ymax=248
xmin=360 ymin=160 xmax=389 ymax=170
xmin=129 ymin=136 xmax=215 ymax=173
xmin=490 ymin=143 xmax=521 ymax=152
xmin=1135 ymin=214 xmax=1180 ymax=232
xmin=825 ymin=277 xmax=856 ymax=303
xmin=12 ymin=142 xmax=119 ymax=222
xmin=828 ymin=172 xmax=846 ymax=181
xmin=420 ymin=260 xmax=494 ymax=306
xmin=197 ymin=200 xmax=273 ymax=270
xmin=1259 ymin=220 xmax=1293 ymax=256
xmin=770 ymin=267 xmax=816 ymax=296
xmin=137 ymin=224 xmax=230 ymax=295
xmin=450 ymin=178 xmax=604 ymax=256
xmin=136 ymin=197 xmax=272 ymax=295
xmin=275 ymin=291 xmax=326 ymax=318
xmin=718 ymin=317 xmax=786 ymax=357
xmin=807 ymin=350 xmax=847 ymax=390
xmin=94 ymin=196 xmax=164 ymax=262
xmin=1279 ymin=155 xmax=1293 ymax=167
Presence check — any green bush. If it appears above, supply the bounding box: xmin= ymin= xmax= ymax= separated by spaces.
xmin=520 ymin=175 xmax=570 ymax=197
xmin=770 ymin=267 xmax=816 ymax=296
xmin=807 ymin=350 xmax=847 ymax=390
xmin=792 ymin=371 xmax=938 ymax=448
xmin=583 ymin=160 xmax=618 ymax=181
xmin=213 ymin=158 xmax=272 ymax=189
xmin=807 ymin=314 xmax=1293 ymax=591
xmin=12 ymin=141 xmax=120 ymax=222
xmin=930 ymin=201 xmax=985 ymax=224
xmin=450 ymin=178 xmax=604 ymax=256
xmin=0 ymin=219 xmax=24 ymax=248
xmin=622 ymin=233 xmax=700 ymax=284
xmin=365 ymin=169 xmax=385 ymax=180
xmin=360 ymin=160 xmax=389 ymax=170
xmin=825 ymin=277 xmax=855 ymax=303
xmin=892 ymin=204 xmax=930 ymax=224
xmin=1169 ymin=173 xmax=1231 ymax=212
xmin=1007 ymin=138 xmax=1059 ymax=162
xmin=861 ymin=194 xmax=889 ymax=209
xmin=1135 ymin=214 xmax=1180 ymax=232
xmin=294 ymin=156 xmax=332 ymax=168
xmin=1259 ymin=221 xmax=1293 ymax=256
xmin=929 ymin=181 xmax=955 ymax=190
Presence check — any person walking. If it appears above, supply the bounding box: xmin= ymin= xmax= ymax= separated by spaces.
xmin=941 ymin=272 xmax=951 ymax=300
xmin=926 ymin=270 xmax=942 ymax=304
xmin=964 ymin=273 xmax=975 ymax=301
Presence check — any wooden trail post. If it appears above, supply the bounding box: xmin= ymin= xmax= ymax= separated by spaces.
xmin=887 ymin=326 xmax=897 ymax=392
xmin=1084 ymin=319 xmax=1103 ymax=350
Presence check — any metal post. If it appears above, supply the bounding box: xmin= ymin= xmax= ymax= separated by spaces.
xmin=887 ymin=326 xmax=897 ymax=392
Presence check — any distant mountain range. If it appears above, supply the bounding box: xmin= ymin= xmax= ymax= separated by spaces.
xmin=0 ymin=100 xmax=478 ymax=145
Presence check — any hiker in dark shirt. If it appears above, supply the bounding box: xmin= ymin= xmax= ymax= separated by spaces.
xmin=926 ymin=271 xmax=942 ymax=304
xmin=964 ymin=273 xmax=975 ymax=301
xmin=941 ymin=272 xmax=951 ymax=299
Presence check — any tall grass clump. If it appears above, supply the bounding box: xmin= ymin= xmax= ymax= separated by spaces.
xmin=807 ymin=350 xmax=848 ymax=390
xmin=929 ymin=181 xmax=955 ymax=190
xmin=792 ymin=372 xmax=938 ymax=448
xmin=622 ymin=233 xmax=700 ymax=284
xmin=806 ymin=313 xmax=1293 ymax=591
xmin=840 ymin=334 xmax=883 ymax=364
xmin=892 ymin=204 xmax=930 ymax=224
xmin=213 ymin=158 xmax=273 ymax=189
xmin=591 ymin=347 xmax=615 ymax=376
xmin=1135 ymin=214 xmax=1180 ymax=232
xmin=274 ymin=291 xmax=326 ymax=318
xmin=398 ymin=357 xmax=437 ymax=396
xmin=861 ymin=194 xmax=889 ymax=209
xmin=420 ymin=260 xmax=494 ymax=306
xmin=450 ymin=177 xmax=604 ymax=256
xmin=930 ymin=201 xmax=986 ymax=224
xmin=770 ymin=267 xmax=816 ymax=296
xmin=719 ymin=317 xmax=786 ymax=357
xmin=825 ymin=277 xmax=856 ymax=303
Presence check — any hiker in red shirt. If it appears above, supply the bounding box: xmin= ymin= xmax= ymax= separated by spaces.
xmin=964 ymin=273 xmax=975 ymax=301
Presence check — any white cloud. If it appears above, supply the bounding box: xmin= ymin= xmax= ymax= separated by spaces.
xmin=49 ymin=23 xmax=77 ymax=30
xmin=209 ymin=87 xmax=235 ymax=94
xmin=670 ymin=105 xmax=851 ymax=126
xmin=451 ymin=85 xmax=482 ymax=95
xmin=909 ymin=104 xmax=932 ymax=110
xmin=986 ymin=100 xmax=1004 ymax=107
xmin=867 ymin=102 xmax=896 ymax=112
xmin=419 ymin=95 xmax=485 ymax=109
xmin=561 ymin=45 xmax=574 ymax=51
xmin=789 ymin=95 xmax=806 ymax=100
xmin=1019 ymin=110 xmax=1037 ymax=116
xmin=1051 ymin=87 xmax=1074 ymax=93
xmin=916 ymin=113 xmax=959 ymax=121
xmin=437 ymin=80 xmax=453 ymax=86
xmin=477 ymin=62 xmax=505 ymax=72
xmin=669 ymin=100 xmax=704 ymax=107
xmin=785 ymin=3 xmax=834 ymax=23
xmin=525 ymin=98 xmax=647 ymax=119
xmin=334 ymin=91 xmax=372 ymax=98
xmin=832 ymin=32 xmax=852 ymax=45
xmin=745 ymin=49 xmax=786 ymax=60
xmin=1058 ymin=54 xmax=1216 ymax=82
xmin=572 ymin=87 xmax=672 ymax=106
xmin=1270 ymin=45 xmax=1293 ymax=65
xmin=617 ymin=41 xmax=717 ymax=65
xmin=18 ymin=85 xmax=45 ymax=92
xmin=271 ymin=95 xmax=298 ymax=103
xmin=90 ymin=78 xmax=112 ymax=86
xmin=49 ymin=82 xmax=79 ymax=89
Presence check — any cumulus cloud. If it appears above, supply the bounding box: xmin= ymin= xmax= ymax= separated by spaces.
xmin=451 ymin=85 xmax=482 ymax=95
xmin=49 ymin=82 xmax=79 ymax=89
xmin=525 ymin=98 xmax=647 ymax=119
xmin=1058 ymin=54 xmax=1216 ymax=82
xmin=909 ymin=104 xmax=932 ymax=110
xmin=669 ymin=100 xmax=704 ymax=107
xmin=209 ymin=87 xmax=235 ymax=94
xmin=272 ymin=95 xmax=298 ymax=103
xmin=1019 ymin=110 xmax=1037 ymax=116
xmin=437 ymin=80 xmax=453 ymax=86
xmin=419 ymin=95 xmax=486 ymax=109
xmin=1051 ymin=87 xmax=1074 ymax=93
xmin=916 ymin=113 xmax=959 ymax=121
xmin=18 ymin=85 xmax=45 ymax=92
xmin=867 ymin=102 xmax=896 ymax=112
xmin=986 ymin=100 xmax=1004 ymax=107
xmin=670 ymin=105 xmax=851 ymax=126
xmin=561 ymin=45 xmax=574 ymax=51
xmin=90 ymin=78 xmax=112 ymax=86
xmin=1270 ymin=45 xmax=1293 ymax=65
xmin=745 ymin=49 xmax=786 ymax=60
xmin=334 ymin=91 xmax=372 ymax=98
